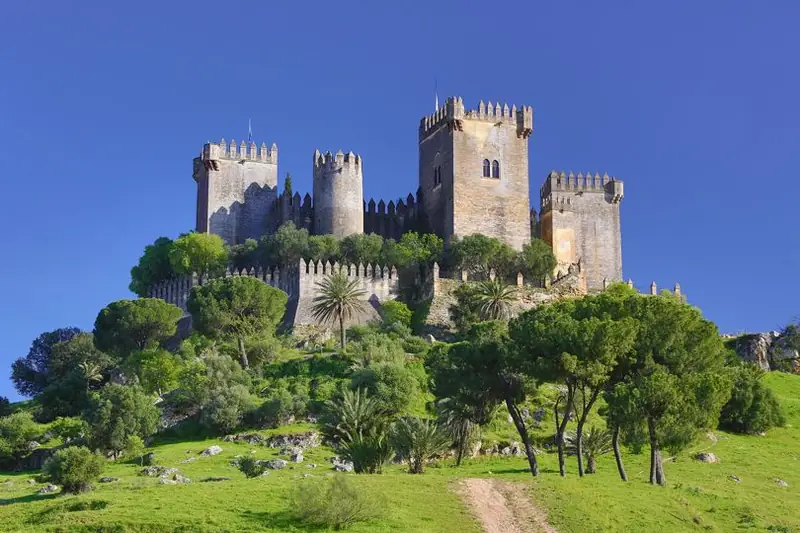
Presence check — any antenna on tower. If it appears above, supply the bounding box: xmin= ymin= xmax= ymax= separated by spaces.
xmin=434 ymin=78 xmax=439 ymax=112
xmin=248 ymin=118 xmax=252 ymax=143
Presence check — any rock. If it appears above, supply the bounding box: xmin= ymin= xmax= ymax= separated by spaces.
xmin=330 ymin=456 xmax=354 ymax=472
xmin=142 ymin=452 xmax=156 ymax=466
xmin=179 ymin=457 xmax=197 ymax=464
xmin=303 ymin=473 xmax=314 ymax=478
xmin=99 ymin=477 xmax=119 ymax=483
xmin=38 ymin=484 xmax=59 ymax=494
xmin=425 ymin=334 xmax=436 ymax=344
xmin=201 ymin=445 xmax=223 ymax=457
xmin=306 ymin=463 xmax=317 ymax=468
xmin=306 ymin=415 xmax=318 ymax=424
xmin=732 ymin=333 xmax=773 ymax=371
xmin=706 ymin=432 xmax=718 ymax=444
xmin=249 ymin=450 xmax=257 ymax=454
xmin=27 ymin=479 xmax=36 ymax=486
xmin=26 ymin=441 xmax=41 ymax=452
xmin=267 ymin=432 xmax=321 ymax=450
xmin=173 ymin=473 xmax=191 ymax=484
xmin=158 ymin=479 xmax=177 ymax=485
xmin=695 ymin=453 xmax=718 ymax=463
xmin=470 ymin=440 xmax=482 ymax=458
xmin=261 ymin=470 xmax=270 ymax=477
xmin=201 ymin=477 xmax=231 ymax=482
xmin=507 ymin=415 xmax=514 ymax=424
xmin=290 ymin=452 xmax=304 ymax=463
xmin=264 ymin=459 xmax=287 ymax=470
xmin=771 ymin=336 xmax=800 ymax=366
xmin=532 ymin=408 xmax=546 ymax=422
xmin=729 ymin=475 xmax=741 ymax=483
xmin=280 ymin=446 xmax=303 ymax=456
xmin=775 ymin=478 xmax=789 ymax=487
xmin=2 ymin=481 xmax=13 ymax=488
xmin=140 ymin=466 xmax=180 ymax=478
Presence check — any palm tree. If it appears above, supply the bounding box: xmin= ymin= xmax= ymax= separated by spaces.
xmin=565 ymin=426 xmax=613 ymax=474
xmin=323 ymin=389 xmax=393 ymax=473
xmin=392 ymin=416 xmax=451 ymax=474
xmin=78 ymin=362 xmax=103 ymax=392
xmin=311 ymin=272 xmax=367 ymax=350
xmin=437 ymin=398 xmax=479 ymax=466
xmin=474 ymin=279 xmax=517 ymax=321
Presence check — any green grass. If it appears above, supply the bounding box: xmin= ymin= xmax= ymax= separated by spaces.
xmin=2 ymin=373 xmax=799 ymax=532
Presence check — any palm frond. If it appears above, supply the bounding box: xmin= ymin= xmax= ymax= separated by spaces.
xmin=310 ymin=272 xmax=368 ymax=325
xmin=474 ymin=279 xmax=517 ymax=321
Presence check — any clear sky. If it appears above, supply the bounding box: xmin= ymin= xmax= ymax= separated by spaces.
xmin=1 ymin=1 xmax=798 ymax=400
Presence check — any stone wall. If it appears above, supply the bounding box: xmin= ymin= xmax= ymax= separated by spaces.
xmin=539 ymin=171 xmax=624 ymax=292
xmin=727 ymin=331 xmax=800 ymax=372
xmin=312 ymin=151 xmax=364 ymax=238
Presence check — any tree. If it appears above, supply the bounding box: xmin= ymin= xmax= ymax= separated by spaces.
xmin=426 ymin=321 xmax=540 ymax=476
xmin=260 ymin=222 xmax=310 ymax=268
xmin=200 ymin=384 xmax=254 ymax=433
xmin=124 ymin=435 xmax=146 ymax=465
xmin=187 ymin=276 xmax=288 ymax=368
xmin=11 ymin=327 xmax=81 ymax=397
xmin=382 ymin=232 xmax=443 ymax=269
xmin=340 ymin=233 xmax=384 ymax=266
xmin=719 ymin=363 xmax=785 ymax=434
xmin=169 ymin=232 xmax=228 ymax=282
xmin=311 ymin=272 xmax=367 ymax=350
xmin=437 ymin=398 xmax=479 ymax=467
xmin=283 ymin=172 xmax=293 ymax=197
xmin=84 ymin=383 xmax=159 ymax=457
xmin=474 ymin=279 xmax=517 ymax=321
xmin=308 ymin=234 xmax=341 ymax=264
xmin=379 ymin=300 xmax=413 ymax=329
xmin=519 ymin=239 xmax=557 ymax=284
xmin=446 ymin=234 xmax=518 ymax=279
xmin=93 ymin=299 xmax=183 ymax=361
xmin=0 ymin=397 xmax=11 ymax=418
xmin=0 ymin=412 xmax=41 ymax=463
xmin=229 ymin=238 xmax=259 ymax=272
xmin=565 ymin=426 xmax=612 ymax=474
xmin=350 ymin=361 xmax=420 ymax=416
xmin=129 ymin=236 xmax=175 ymax=297
xmin=43 ymin=446 xmax=105 ymax=494
xmin=392 ymin=417 xmax=450 ymax=474
xmin=128 ymin=348 xmax=182 ymax=396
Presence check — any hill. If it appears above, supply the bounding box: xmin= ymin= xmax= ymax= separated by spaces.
xmin=1 ymin=372 xmax=797 ymax=533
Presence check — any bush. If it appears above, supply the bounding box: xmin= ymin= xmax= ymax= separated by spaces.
xmin=253 ymin=388 xmax=308 ymax=428
xmin=0 ymin=396 xmax=11 ymax=417
xmin=49 ymin=417 xmax=87 ymax=443
xmin=238 ymin=456 xmax=267 ymax=478
xmin=379 ymin=301 xmax=412 ymax=329
xmin=0 ymin=411 xmax=42 ymax=462
xmin=402 ymin=336 xmax=429 ymax=355
xmin=291 ymin=475 xmax=383 ymax=530
xmin=84 ymin=383 xmax=159 ymax=457
xmin=123 ymin=435 xmax=146 ymax=465
xmin=44 ymin=446 xmax=105 ymax=494
xmin=720 ymin=364 xmax=786 ymax=434
xmin=350 ymin=362 xmax=420 ymax=416
xmin=200 ymin=384 xmax=255 ymax=434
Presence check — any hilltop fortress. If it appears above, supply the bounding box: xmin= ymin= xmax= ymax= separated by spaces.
xmin=192 ymin=96 xmax=624 ymax=292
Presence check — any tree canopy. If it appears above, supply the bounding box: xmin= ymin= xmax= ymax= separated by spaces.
xmin=129 ymin=237 xmax=175 ymax=297
xmin=169 ymin=232 xmax=228 ymax=280
xmin=93 ymin=299 xmax=183 ymax=360
xmin=11 ymin=327 xmax=81 ymax=397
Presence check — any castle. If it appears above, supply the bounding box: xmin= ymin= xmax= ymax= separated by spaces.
xmin=192 ymin=96 xmax=625 ymax=292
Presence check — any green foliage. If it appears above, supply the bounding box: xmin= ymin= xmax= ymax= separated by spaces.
xmin=410 ymin=300 xmax=432 ymax=335
xmin=253 ymin=388 xmax=308 ymax=428
xmin=93 ymin=299 xmax=183 ymax=360
xmin=0 ymin=411 xmax=41 ymax=462
xmin=382 ymin=232 xmax=443 ymax=269
xmin=84 ymin=383 xmax=159 ymax=456
xmin=291 ymin=475 xmax=383 ymax=530
xmin=238 ymin=456 xmax=267 ymax=478
xmin=379 ymin=300 xmax=413 ymax=329
xmin=308 ymin=234 xmax=341 ymax=263
xmin=260 ymin=222 xmax=310 ymax=267
xmin=311 ymin=273 xmax=367 ymax=349
xmin=437 ymin=398 xmax=479 ymax=467
xmin=43 ymin=446 xmax=105 ymax=494
xmin=392 ymin=416 xmax=450 ymax=474
xmin=11 ymin=327 xmax=81 ymax=397
xmin=447 ymin=234 xmax=518 ymax=279
xmin=323 ymin=389 xmax=393 ymax=473
xmin=340 ymin=233 xmax=384 ymax=265
xmin=0 ymin=396 xmax=10 ymax=418
xmin=228 ymin=238 xmax=259 ymax=272
xmin=283 ymin=173 xmax=293 ymax=196
xmin=565 ymin=426 xmax=612 ymax=474
xmin=169 ymin=232 xmax=229 ymax=280
xmin=187 ymin=276 xmax=288 ymax=368
xmin=123 ymin=435 xmax=145 ymax=465
xmin=473 ymin=279 xmax=517 ymax=321
xmin=350 ymin=362 xmax=420 ymax=416
xmin=49 ymin=417 xmax=87 ymax=443
xmin=518 ymin=238 xmax=557 ymax=283
xmin=129 ymin=236 xmax=175 ymax=297
xmin=128 ymin=348 xmax=182 ymax=396
xmin=720 ymin=364 xmax=786 ymax=434
xmin=175 ymin=353 xmax=251 ymax=412
xmin=449 ymin=283 xmax=482 ymax=335
xmin=201 ymin=384 xmax=255 ymax=433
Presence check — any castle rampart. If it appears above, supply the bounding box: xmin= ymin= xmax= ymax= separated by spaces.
xmin=312 ymin=150 xmax=364 ymax=238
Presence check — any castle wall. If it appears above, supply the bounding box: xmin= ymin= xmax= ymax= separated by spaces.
xmin=312 ymin=151 xmax=364 ymax=238
xmin=193 ymin=140 xmax=279 ymax=244
xmin=539 ymin=172 xmax=624 ymax=291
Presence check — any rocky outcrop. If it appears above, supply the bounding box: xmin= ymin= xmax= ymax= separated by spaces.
xmin=223 ymin=432 xmax=320 ymax=449
xmin=728 ymin=331 xmax=799 ymax=372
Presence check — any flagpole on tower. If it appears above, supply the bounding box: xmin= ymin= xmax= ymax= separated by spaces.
xmin=434 ymin=78 xmax=439 ymax=112
xmin=248 ymin=118 xmax=252 ymax=143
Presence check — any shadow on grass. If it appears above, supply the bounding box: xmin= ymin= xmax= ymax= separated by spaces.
xmin=24 ymin=499 xmax=110 ymax=526
xmin=0 ymin=492 xmax=59 ymax=506
xmin=241 ymin=509 xmax=324 ymax=532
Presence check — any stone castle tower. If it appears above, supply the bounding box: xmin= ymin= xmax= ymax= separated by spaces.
xmin=418 ymin=97 xmax=533 ymax=250
xmin=192 ymin=95 xmax=624 ymax=291
xmin=312 ymin=150 xmax=364 ymax=238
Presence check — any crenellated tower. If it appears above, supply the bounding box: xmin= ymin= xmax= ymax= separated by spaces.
xmin=193 ymin=139 xmax=279 ymax=244
xmin=312 ymin=150 xmax=364 ymax=238
xmin=539 ymin=171 xmax=624 ymax=291
xmin=418 ymin=97 xmax=533 ymax=250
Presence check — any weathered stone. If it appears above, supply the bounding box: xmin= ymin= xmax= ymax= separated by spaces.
xmin=263 ymin=459 xmax=287 ymax=470
xmin=330 ymin=456 xmax=354 ymax=472
xmin=290 ymin=452 xmax=304 ymax=463
xmin=775 ymin=478 xmax=789 ymax=487
xmin=26 ymin=441 xmax=41 ymax=452
xmin=425 ymin=334 xmax=437 ymax=344
xmin=38 ymin=484 xmax=59 ymax=494
xmin=695 ymin=453 xmax=718 ymax=464
xmin=470 ymin=440 xmax=482 ymax=458
xmin=99 ymin=477 xmax=119 ymax=483
xmin=201 ymin=445 xmax=223 ymax=457
xmin=179 ymin=457 xmax=197 ymax=464
xmin=729 ymin=475 xmax=741 ymax=483
xmin=732 ymin=333 xmax=773 ymax=371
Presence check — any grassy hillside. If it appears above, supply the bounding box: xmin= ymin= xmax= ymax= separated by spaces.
xmin=1 ymin=373 xmax=798 ymax=532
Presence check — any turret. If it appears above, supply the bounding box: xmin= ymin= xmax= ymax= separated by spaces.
xmin=312 ymin=150 xmax=364 ymax=237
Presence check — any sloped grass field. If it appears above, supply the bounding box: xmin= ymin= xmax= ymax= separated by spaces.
xmin=1 ymin=373 xmax=798 ymax=532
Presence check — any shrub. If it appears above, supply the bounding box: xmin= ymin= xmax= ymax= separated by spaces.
xmin=123 ymin=435 xmax=146 ymax=465
xmin=323 ymin=389 xmax=393 ymax=473
xmin=379 ymin=301 xmax=412 ymax=329
xmin=392 ymin=417 xmax=450 ymax=474
xmin=0 ymin=411 xmax=42 ymax=462
xmin=253 ymin=388 xmax=308 ymax=428
xmin=291 ymin=475 xmax=382 ymax=530
xmin=84 ymin=383 xmax=159 ymax=457
xmin=720 ymin=364 xmax=786 ymax=434
xmin=0 ymin=396 xmax=11 ymax=417
xmin=200 ymin=384 xmax=255 ymax=434
xmin=402 ymin=336 xmax=429 ymax=355
xmin=43 ymin=446 xmax=105 ymax=494
xmin=49 ymin=417 xmax=87 ymax=444
xmin=350 ymin=362 xmax=420 ymax=416
xmin=238 ymin=456 xmax=267 ymax=478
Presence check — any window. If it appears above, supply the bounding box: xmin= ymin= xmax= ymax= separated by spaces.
xmin=492 ymin=160 xmax=500 ymax=178
xmin=482 ymin=159 xmax=490 ymax=178
xmin=433 ymin=166 xmax=442 ymax=186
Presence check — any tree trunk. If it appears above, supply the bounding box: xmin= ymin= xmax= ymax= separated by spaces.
xmin=575 ymin=389 xmax=600 ymax=477
xmin=647 ymin=417 xmax=665 ymax=486
xmin=506 ymin=397 xmax=539 ymax=476
xmin=587 ymin=455 xmax=596 ymax=474
xmin=338 ymin=310 xmax=346 ymax=350
xmin=612 ymin=425 xmax=628 ymax=482
xmin=455 ymin=435 xmax=465 ymax=467
xmin=555 ymin=386 xmax=575 ymax=477
xmin=237 ymin=335 xmax=249 ymax=368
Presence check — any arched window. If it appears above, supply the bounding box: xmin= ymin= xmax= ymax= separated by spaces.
xmin=492 ymin=160 xmax=500 ymax=178
xmin=482 ymin=159 xmax=491 ymax=178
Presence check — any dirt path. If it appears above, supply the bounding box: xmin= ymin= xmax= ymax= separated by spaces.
xmin=458 ymin=478 xmax=557 ymax=533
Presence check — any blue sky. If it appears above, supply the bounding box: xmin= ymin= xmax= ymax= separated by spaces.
xmin=1 ymin=1 xmax=798 ymax=400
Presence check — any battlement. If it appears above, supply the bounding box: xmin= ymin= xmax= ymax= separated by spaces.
xmin=540 ymin=171 xmax=624 ymax=212
xmin=419 ymin=96 xmax=533 ymax=139
xmin=200 ymin=138 xmax=278 ymax=168
xmin=313 ymin=149 xmax=362 ymax=171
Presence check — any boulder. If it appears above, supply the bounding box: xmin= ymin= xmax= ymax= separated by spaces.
xmin=330 ymin=456 xmax=354 ymax=472
xmin=267 ymin=432 xmax=321 ymax=450
xmin=26 ymin=441 xmax=41 ymax=452
xmin=26 ymin=479 xmax=36 ymax=486
xmin=173 ymin=473 xmax=191 ymax=484
xmin=290 ymin=452 xmax=304 ymax=463
xmin=771 ymin=336 xmax=800 ymax=366
xmin=142 ymin=452 xmax=156 ymax=466
xmin=99 ymin=477 xmax=119 ymax=483
xmin=201 ymin=445 xmax=223 ymax=457
xmin=179 ymin=457 xmax=197 ymax=464
xmin=775 ymin=478 xmax=789 ymax=487
xmin=140 ymin=466 xmax=180 ymax=478
xmin=729 ymin=475 xmax=741 ymax=483
xmin=306 ymin=463 xmax=317 ymax=468
xmin=695 ymin=453 xmax=718 ymax=463
xmin=425 ymin=334 xmax=437 ymax=344
xmin=263 ymin=459 xmax=287 ymax=470
xmin=470 ymin=440 xmax=482 ymax=458
xmin=38 ymin=484 xmax=59 ymax=494
xmin=158 ymin=479 xmax=177 ymax=485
